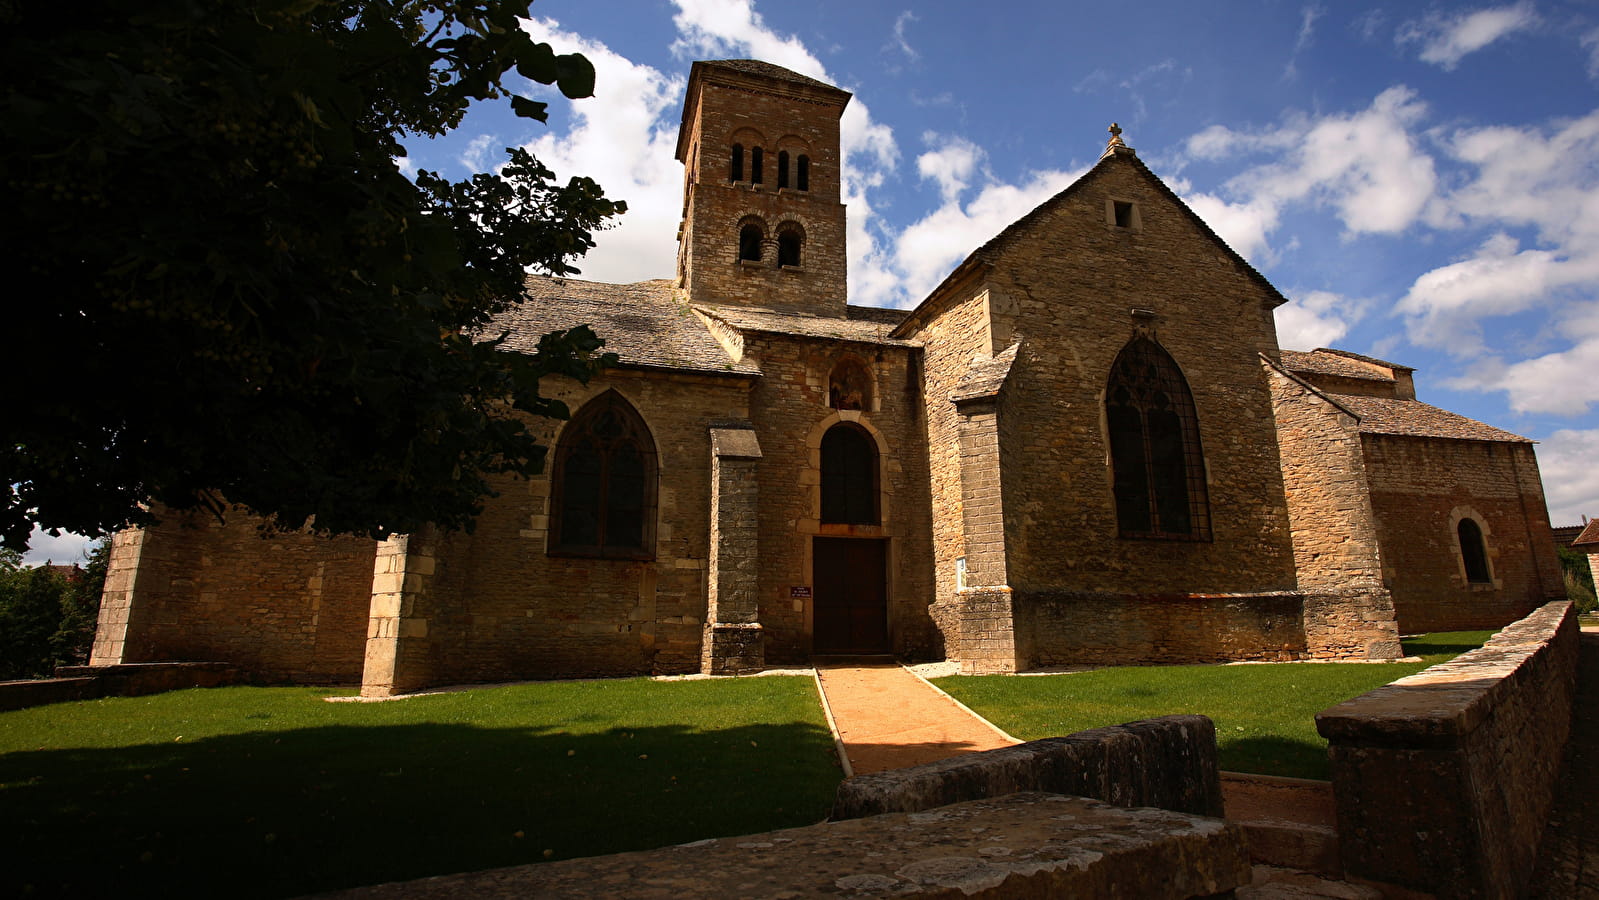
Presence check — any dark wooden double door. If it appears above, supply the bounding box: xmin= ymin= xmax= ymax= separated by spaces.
xmin=813 ymin=538 xmax=889 ymax=653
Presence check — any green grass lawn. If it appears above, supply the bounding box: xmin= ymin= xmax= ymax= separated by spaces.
xmin=0 ymin=677 xmax=841 ymax=899
xmin=933 ymin=631 xmax=1493 ymax=782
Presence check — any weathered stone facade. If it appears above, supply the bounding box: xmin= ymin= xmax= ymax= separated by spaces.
xmin=92 ymin=60 xmax=1560 ymax=693
xmin=1277 ymin=349 xmax=1564 ymax=633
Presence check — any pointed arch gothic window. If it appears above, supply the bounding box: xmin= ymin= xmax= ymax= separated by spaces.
xmin=821 ymin=423 xmax=878 ymax=525
xmin=549 ymin=391 xmax=658 ymax=559
xmin=1105 ymin=338 xmax=1211 ymax=540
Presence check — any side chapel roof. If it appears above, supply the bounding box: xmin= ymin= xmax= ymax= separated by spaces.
xmin=1329 ymin=394 xmax=1530 ymax=443
xmin=1280 ymin=349 xmax=1402 ymax=383
xmin=490 ymin=277 xmax=759 ymax=377
xmin=693 ymin=303 xmax=917 ymax=347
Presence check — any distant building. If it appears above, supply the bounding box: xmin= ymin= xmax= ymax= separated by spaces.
xmin=89 ymin=60 xmax=1564 ymax=694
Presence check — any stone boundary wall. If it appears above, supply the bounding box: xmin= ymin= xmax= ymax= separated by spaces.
xmin=0 ymin=662 xmax=240 ymax=712
xmin=1316 ymin=600 xmax=1578 ymax=897
xmin=323 ymin=793 xmax=1251 ymax=900
xmin=831 ymin=715 xmax=1222 ymax=820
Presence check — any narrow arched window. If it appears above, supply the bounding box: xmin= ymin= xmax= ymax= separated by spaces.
xmin=778 ymin=150 xmax=790 ymax=189
xmin=1105 ymin=338 xmax=1210 ymax=540
xmin=821 ymin=424 xmax=879 ymax=525
xmin=778 ymin=226 xmax=802 ymax=267
xmin=797 ymin=155 xmax=810 ymax=191
xmin=1459 ymin=519 xmax=1491 ymax=584
xmin=751 ymin=146 xmax=764 ymax=185
xmin=549 ymin=391 xmax=658 ymax=559
xmin=730 ymin=144 xmax=743 ymax=182
xmin=738 ymin=223 xmax=764 ymax=262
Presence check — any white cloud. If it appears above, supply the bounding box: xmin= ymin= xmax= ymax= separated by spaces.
xmin=886 ymin=11 xmax=919 ymax=63
xmin=916 ymin=133 xmax=982 ymax=205
xmin=1397 ymin=2 xmax=1538 ymax=70
xmin=1445 ymin=301 xmax=1599 ymax=415
xmin=1181 ymin=190 xmax=1279 ymax=262
xmin=887 ymin=152 xmax=1083 ymax=305
xmin=21 ymin=527 xmax=98 ymax=567
xmin=1174 ymin=87 xmax=1438 ymax=265
xmin=1535 ymin=428 xmax=1599 ymax=524
xmin=459 ymin=134 xmax=497 ymax=174
xmin=1583 ymin=28 xmax=1599 ymax=80
xmin=1284 ymin=4 xmax=1325 ymax=81
xmin=516 ymin=19 xmax=687 ymax=282
xmin=1242 ymin=87 xmax=1437 ymax=235
xmin=1275 ymin=289 xmax=1360 ymax=350
xmin=1397 ymin=110 xmax=1599 ymax=382
xmin=1073 ymin=60 xmax=1189 ymax=123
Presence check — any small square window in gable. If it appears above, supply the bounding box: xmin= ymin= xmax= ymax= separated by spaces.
xmin=1106 ymin=198 xmax=1141 ymax=231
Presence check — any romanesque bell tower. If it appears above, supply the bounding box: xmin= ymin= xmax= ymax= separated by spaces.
xmin=675 ymin=60 xmax=851 ymax=317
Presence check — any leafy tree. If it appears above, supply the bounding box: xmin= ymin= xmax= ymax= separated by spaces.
xmin=0 ymin=544 xmax=107 ymax=679
xmin=1559 ymin=546 xmax=1596 ymax=614
xmin=2 ymin=0 xmax=626 ymax=552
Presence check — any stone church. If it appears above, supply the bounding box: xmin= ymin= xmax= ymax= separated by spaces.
xmin=88 ymin=60 xmax=1566 ymax=695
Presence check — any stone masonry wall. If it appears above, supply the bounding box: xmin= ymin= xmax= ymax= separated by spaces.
xmin=914 ymin=281 xmax=997 ymax=651
xmin=983 ymin=155 xmax=1299 ymax=597
xmin=92 ymin=507 xmax=375 ymax=683
xmin=1317 ymin=601 xmax=1578 ymax=897
xmin=739 ymin=332 xmax=937 ymax=662
xmin=680 ymin=75 xmax=848 ymax=316
xmin=1266 ymin=363 xmax=1402 ymax=658
xmin=1023 ymin=590 xmax=1310 ymax=666
xmin=1363 ymin=435 xmax=1564 ymax=632
xmin=411 ymin=369 xmax=753 ymax=684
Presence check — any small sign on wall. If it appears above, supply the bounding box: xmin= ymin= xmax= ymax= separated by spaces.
xmin=789 ymin=586 xmax=812 ymax=599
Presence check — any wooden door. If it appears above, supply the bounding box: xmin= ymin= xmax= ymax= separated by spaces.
xmin=813 ymin=538 xmax=889 ymax=653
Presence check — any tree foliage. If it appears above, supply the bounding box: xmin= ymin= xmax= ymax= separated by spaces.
xmin=1 ymin=0 xmax=625 ymax=550
xmin=0 ymin=545 xmax=107 ymax=679
xmin=1559 ymin=546 xmax=1596 ymax=614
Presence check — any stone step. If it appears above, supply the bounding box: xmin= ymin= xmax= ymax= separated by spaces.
xmin=1237 ymin=819 xmax=1342 ymax=876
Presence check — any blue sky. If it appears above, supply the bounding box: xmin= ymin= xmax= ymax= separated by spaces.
xmin=23 ymin=0 xmax=1599 ymax=562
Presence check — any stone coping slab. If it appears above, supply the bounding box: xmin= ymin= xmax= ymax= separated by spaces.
xmin=1315 ymin=601 xmax=1574 ymax=747
xmin=315 ymin=793 xmax=1251 ymax=899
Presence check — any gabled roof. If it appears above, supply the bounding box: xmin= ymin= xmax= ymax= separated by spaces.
xmin=890 ymin=145 xmax=1289 ymax=339
xmin=489 ymin=277 xmax=759 ymax=377
xmin=1331 ymin=395 xmax=1530 ymax=443
xmin=1572 ymin=519 xmax=1599 ymax=548
xmin=1280 ymin=349 xmax=1398 ymax=384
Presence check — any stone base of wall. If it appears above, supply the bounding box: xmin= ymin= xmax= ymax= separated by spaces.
xmin=1302 ymin=589 xmax=1403 ymax=659
xmin=946 ymin=586 xmax=1026 ymax=674
xmin=1022 ymin=590 xmax=1309 ymax=666
xmin=1011 ymin=589 xmax=1399 ymax=666
xmin=701 ymin=622 xmax=764 ymax=674
xmin=0 ymin=662 xmax=241 ymax=712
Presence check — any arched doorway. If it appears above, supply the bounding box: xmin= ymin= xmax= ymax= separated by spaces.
xmin=812 ymin=422 xmax=889 ymax=652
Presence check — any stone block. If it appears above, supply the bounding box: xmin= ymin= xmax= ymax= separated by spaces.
xmin=320 ymin=793 xmax=1250 ymax=900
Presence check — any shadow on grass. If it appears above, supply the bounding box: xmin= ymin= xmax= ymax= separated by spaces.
xmin=0 ymin=720 xmax=839 ymax=899
xmin=1218 ymin=735 xmax=1331 ymax=781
